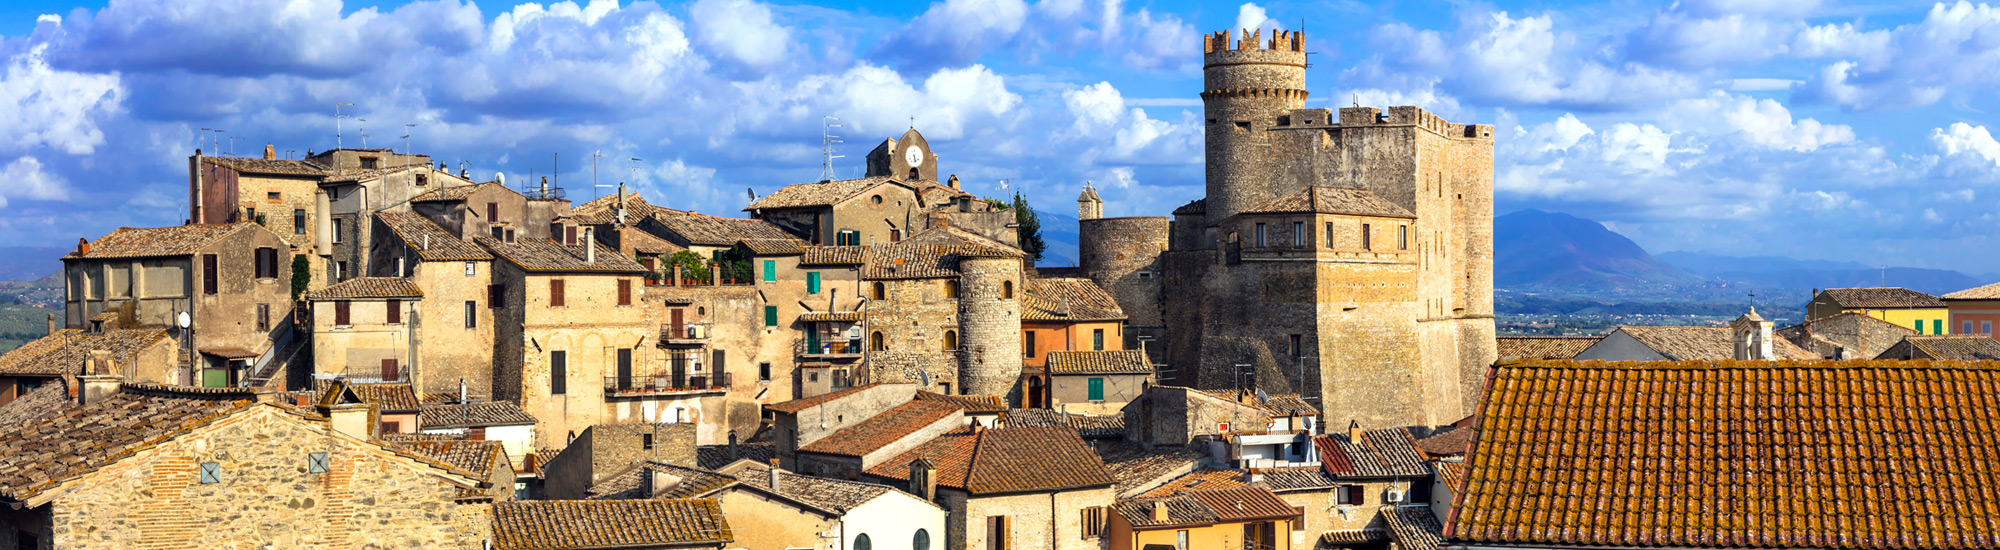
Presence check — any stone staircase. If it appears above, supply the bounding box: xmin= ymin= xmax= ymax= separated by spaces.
xmin=243 ymin=332 xmax=309 ymax=389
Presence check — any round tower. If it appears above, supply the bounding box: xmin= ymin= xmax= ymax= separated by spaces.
xmin=1202 ymin=28 xmax=1308 ymax=229
xmin=956 ymin=255 xmax=1024 ymax=401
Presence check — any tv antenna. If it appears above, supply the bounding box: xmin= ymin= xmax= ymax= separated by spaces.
xmin=285 ymin=149 xmax=296 ymax=160
xmin=403 ymin=124 xmax=416 ymax=155
xmin=627 ymin=158 xmax=643 ymax=188
xmin=996 ymin=178 xmax=1013 ymax=191
xmin=592 ymin=151 xmax=611 ymax=199
xmin=228 ymin=136 xmax=242 ymax=156
xmin=820 ymin=116 xmax=844 ymax=182
xmin=358 ymin=119 xmax=368 ymax=148
xmin=334 ymin=103 xmax=353 ymax=149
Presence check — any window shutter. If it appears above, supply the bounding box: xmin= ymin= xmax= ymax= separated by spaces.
xmin=465 ymin=301 xmax=477 ymax=328
xmin=381 ymin=358 xmax=399 ymax=381
xmin=618 ymin=279 xmax=632 ymax=306
xmin=386 ymin=299 xmax=401 ymax=324
xmin=1292 ymin=506 xmax=1305 ymax=531
xmin=334 ymin=301 xmax=350 ymax=325
xmin=550 ymin=351 xmax=567 ymax=395
xmin=551 ymin=279 xmax=565 ymax=307
xmin=487 ymin=202 xmax=498 ymax=221
xmin=489 ymin=284 xmax=504 ymax=309
xmin=203 ymin=254 xmax=219 ymax=295
xmin=566 ymin=226 xmax=577 ymax=246
xmin=807 ymin=272 xmax=821 ymax=293
xmin=763 ymin=260 xmax=777 ymax=282
xmin=764 ymin=305 xmax=778 ymax=327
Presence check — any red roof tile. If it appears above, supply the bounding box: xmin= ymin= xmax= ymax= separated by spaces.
xmin=798 ymin=400 xmax=959 ymax=457
xmin=868 ymin=426 xmax=1114 ymax=495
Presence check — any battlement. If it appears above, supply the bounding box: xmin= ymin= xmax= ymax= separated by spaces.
xmin=1259 ymin=106 xmax=1493 ymax=140
xmin=1203 ymin=29 xmax=1304 ymax=54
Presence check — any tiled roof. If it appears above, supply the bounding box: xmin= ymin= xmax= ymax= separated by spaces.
xmin=316 ymin=380 xmax=422 ymax=412
xmin=1112 ymin=494 xmax=1218 ymax=529
xmin=1141 ymin=468 xmax=1250 ymax=497
xmin=801 ymin=246 xmax=868 ymax=265
xmin=0 ymin=328 xmax=171 ymax=376
xmin=586 ymin=461 xmax=736 ymax=500
xmin=478 ymin=236 xmax=648 ymax=273
xmin=745 ymin=176 xmax=903 ymax=210
xmin=1260 ymin=466 xmax=1338 ymax=492
xmin=914 ymin=391 xmax=1008 ymax=414
xmin=1433 ymin=460 xmax=1467 ymax=494
xmin=736 ymin=468 xmax=896 ymax=513
xmin=1005 ymin=409 xmax=1126 ymax=438
xmin=1944 ymin=281 xmax=2000 ymax=300
xmin=1414 ymin=427 xmax=1475 ymax=457
xmin=764 ymin=383 xmax=888 ymax=414
xmin=1613 ymin=325 xmax=1816 ymax=361
xmin=419 ymin=401 xmax=538 ymax=429
xmin=864 ymin=228 xmax=1024 ymax=280
xmin=1494 ymin=336 xmax=1601 ymax=360
xmin=1877 ymin=335 xmax=2000 ymax=360
xmin=615 ymin=227 xmax=684 ymax=255
xmin=799 ymin=400 xmax=958 ymax=457
xmin=202 ymin=156 xmax=329 ymax=176
xmin=1452 ymin=359 xmax=2000 ymax=549
xmin=490 ymin=499 xmax=733 ymax=550
xmin=737 ymin=237 xmax=805 ymax=256
xmin=1044 ymin=350 xmax=1151 ymax=375
xmin=1199 ymin=389 xmax=1319 ymax=417
xmin=376 ymin=211 xmax=492 ymax=261
xmin=1776 ymin=311 xmax=1915 ymax=360
xmin=410 ymin=181 xmax=505 ymax=202
xmin=69 ymin=224 xmax=254 ymax=259
xmin=1322 ymin=529 xmax=1391 ymax=545
xmin=1092 ymin=440 xmax=1202 ymax=495
xmin=650 ymin=212 xmax=800 ymax=247
xmin=395 ymin=440 xmax=507 ymax=499
xmin=0 ymin=381 xmax=71 ymax=427
xmin=305 ymin=277 xmax=423 ymax=300
xmin=1241 ymin=186 xmax=1416 ymax=219
xmin=1819 ymin=287 xmax=1945 ymax=308
xmin=696 ymin=442 xmax=775 ymax=470
xmin=0 ymin=384 xmax=260 ymax=501
xmin=1313 ymin=427 xmax=1430 ymax=479
xmin=799 ymin=311 xmax=863 ymax=323
xmin=571 ymin=193 xmax=684 ymax=225
xmin=1172 ymin=199 xmax=1205 ymax=216
xmin=868 ymin=426 xmax=1115 ymax=495
xmin=1381 ymin=507 xmax=1446 ymax=550
xmin=1114 ymin=486 xmax=1298 ymax=529
xmin=1022 ymin=278 xmax=1126 ymax=321
xmin=322 ymin=165 xmax=423 ymax=184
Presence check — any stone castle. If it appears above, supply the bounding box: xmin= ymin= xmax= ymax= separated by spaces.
xmin=1074 ymin=28 xmax=1497 ymax=427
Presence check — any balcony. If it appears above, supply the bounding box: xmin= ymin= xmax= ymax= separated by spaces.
xmin=660 ymin=323 xmax=710 ymax=347
xmin=795 ymin=337 xmax=864 ymax=359
xmin=604 ymin=372 xmax=730 ymax=396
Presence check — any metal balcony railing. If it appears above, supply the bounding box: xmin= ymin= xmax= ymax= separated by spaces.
xmin=795 ymin=338 xmax=864 ymax=357
xmin=604 ymin=372 xmax=730 ymax=395
xmin=659 ymin=323 xmax=711 ymax=344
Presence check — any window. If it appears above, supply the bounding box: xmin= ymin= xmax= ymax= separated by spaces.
xmin=199 ymin=462 xmax=221 ymax=484
xmin=1966 ymin=321 xmax=1976 ymax=335
xmin=1290 ymin=334 xmax=1302 ymax=357
xmin=871 ymin=282 xmax=886 ymax=300
xmin=914 ymin=529 xmax=931 ymax=550
xmin=255 ymin=247 xmax=279 ymax=279
xmin=891 ymin=229 xmax=904 ymax=242
xmin=335 ymin=261 xmax=347 ymax=281
xmin=386 ymin=299 xmax=401 ymax=324
xmin=1082 ymin=507 xmax=1106 ymax=538
xmin=642 ymin=433 xmax=654 ymax=450
xmin=256 ymin=304 xmax=270 ymax=331
xmin=550 ymin=279 xmax=565 ymax=307
xmin=764 ymin=306 xmax=778 ymax=327
xmin=853 ymin=534 xmax=872 ymax=550
xmin=837 ymin=229 xmax=860 ymax=246
xmin=486 ymin=202 xmax=499 ymax=221
xmin=381 ymin=419 xmax=401 ymax=433
xmin=550 ymin=351 xmax=567 ymax=395
xmin=759 ymin=362 xmax=772 ymax=381
xmin=415 ymin=174 xmax=427 ymax=186
xmin=1176 ymin=530 xmax=1189 ymax=550
xmin=333 ymin=221 xmax=344 ymax=243
xmin=1986 ymin=321 xmax=1993 ymax=334
xmin=1087 ymin=377 xmax=1104 ymax=401
xmin=944 ymin=331 xmax=959 ymax=350
xmin=1916 ymin=320 xmax=1924 ymax=334
xmin=491 ymin=227 xmax=504 ymax=240
xmin=871 ymin=194 xmax=884 ymax=205
xmin=807 ymin=272 xmax=821 ymax=293
xmin=1326 ymin=222 xmax=1335 ymax=246
xmin=1292 ymin=506 xmax=1306 ymax=531
xmin=1336 ymin=484 xmax=1365 ymax=505
xmin=294 ymin=209 xmax=306 ymax=234
xmin=201 ymin=256 xmax=219 ymax=298
xmin=1024 ymin=331 xmax=1036 ymax=358
xmin=1292 ymin=221 xmax=1305 ymax=247
xmin=987 ymin=516 xmax=1009 ymax=550
xmin=565 ymin=226 xmax=578 ymax=246
xmin=465 ymin=301 xmax=477 ymax=328
xmin=334 ymin=301 xmax=351 ymax=326
xmin=505 ymin=228 xmax=515 ymax=243
xmin=308 ymin=452 xmax=330 ymax=473
xmin=1002 ymin=280 xmax=1014 ymax=299
xmin=762 ymin=260 xmax=777 ymax=282
xmin=488 ymin=284 xmax=505 ymax=309
xmin=946 ymin=280 xmax=960 ymax=299
xmin=266 ymin=191 xmax=282 ymax=202
xmin=870 ymin=331 xmax=886 ymax=351
xmin=1399 ymin=225 xmax=1409 ymax=250
xmin=1255 ymin=223 xmax=1267 ymax=247
xmin=618 ymin=279 xmax=632 ymax=306
xmin=1935 ymin=319 xmax=1944 ymax=336
xmin=360 ymin=156 xmax=380 ymax=169
xmin=1093 ymin=329 xmax=1105 ymax=351
xmin=1362 ymin=223 xmax=1372 ymax=250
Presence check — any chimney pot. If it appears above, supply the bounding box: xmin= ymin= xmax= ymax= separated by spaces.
xmin=727 ymin=430 xmax=740 ymax=461
xmin=264 ymin=144 xmax=276 ymax=161
xmin=584 ymin=228 xmax=596 ymax=263
xmin=767 ymin=459 xmax=781 ymax=492
xmin=1152 ymin=501 xmax=1169 ymax=523
xmin=1348 ymin=420 xmax=1364 ymax=444
xmin=76 ymin=237 xmax=90 ymax=256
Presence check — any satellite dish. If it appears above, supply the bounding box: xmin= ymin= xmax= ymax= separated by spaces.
xmin=496 ymin=172 xmax=506 ymax=186
xmin=920 ymin=372 xmax=931 ymax=386
xmin=176 ymin=311 xmax=191 ymax=329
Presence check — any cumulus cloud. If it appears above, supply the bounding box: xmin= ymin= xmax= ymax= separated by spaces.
xmin=1666 ymin=91 xmax=1853 ymax=151
xmin=1348 ymin=9 xmax=1704 ymax=110
xmin=1059 ymin=81 xmax=1200 ymax=163
xmin=1933 ymin=123 xmax=2000 ymax=168
xmin=0 ymin=157 xmax=70 ymax=208
xmin=0 ymin=45 xmax=121 ymax=155
xmin=690 ymin=0 xmax=793 ymax=70
xmin=1624 ymin=0 xmax=1807 ymax=69
xmin=1236 ymin=3 xmax=1281 ymax=33
xmin=1795 ymin=1 xmax=2000 ymax=110
xmin=871 ymin=0 xmax=1029 ymax=72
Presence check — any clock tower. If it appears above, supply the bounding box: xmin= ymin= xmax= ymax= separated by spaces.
xmin=864 ymin=128 xmax=939 ymax=182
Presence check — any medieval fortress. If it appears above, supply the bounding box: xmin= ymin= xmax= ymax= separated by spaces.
xmin=1074 ymin=29 xmax=1497 ymax=427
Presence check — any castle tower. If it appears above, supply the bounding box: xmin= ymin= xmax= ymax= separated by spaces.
xmin=1202 ymin=28 xmax=1308 ymax=230
xmin=1078 ymin=183 xmax=1103 ymax=221
xmin=957 ymin=255 xmax=1024 ymax=400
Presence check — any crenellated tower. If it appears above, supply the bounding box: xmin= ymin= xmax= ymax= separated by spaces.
xmin=1202 ymin=29 xmax=1308 ymax=230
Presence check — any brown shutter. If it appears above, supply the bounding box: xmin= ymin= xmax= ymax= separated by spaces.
xmin=468 ymin=427 xmax=487 ymax=440
xmin=488 ymin=284 xmax=503 ymax=309
xmin=487 ymin=202 xmax=498 ymax=221
xmin=566 ymin=226 xmax=577 ymax=246
xmin=618 ymin=279 xmax=632 ymax=306
xmin=335 ymin=301 xmax=350 ymax=325
xmin=386 ymin=299 xmax=401 ymax=324
xmin=550 ymin=279 xmax=565 ymax=307
xmin=381 ymin=359 xmax=399 ymax=381
xmin=203 ymin=254 xmax=218 ymax=295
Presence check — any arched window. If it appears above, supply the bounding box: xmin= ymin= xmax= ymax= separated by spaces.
xmin=945 ymin=280 xmax=960 ymax=299
xmin=871 ymin=282 xmax=886 ymax=300
xmin=908 ymin=167 xmax=920 ymax=180
xmin=854 ymin=534 xmax=872 ymax=550
xmin=870 ymin=331 xmax=886 ymax=351
xmin=1002 ymin=280 xmax=1014 ymax=299
xmin=913 ymin=529 xmax=931 ymax=550
xmin=944 ymin=331 xmax=958 ymax=350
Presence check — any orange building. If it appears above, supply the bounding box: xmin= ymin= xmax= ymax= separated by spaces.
xmin=1106 ymin=486 xmax=1302 ymax=550
xmin=1943 ymin=282 xmax=2000 ymax=340
xmin=1020 ymin=278 xmax=1129 ymax=407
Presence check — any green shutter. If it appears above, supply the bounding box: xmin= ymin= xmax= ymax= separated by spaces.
xmin=1088 ymin=377 xmax=1104 ymax=401
xmin=1936 ymin=319 xmax=1944 ymax=335
xmin=765 ymin=305 xmax=778 ymax=327
xmin=807 ymin=272 xmax=821 ymax=293
xmin=763 ymin=260 xmax=777 ymax=282
xmin=1916 ymin=320 xmax=1925 ymax=334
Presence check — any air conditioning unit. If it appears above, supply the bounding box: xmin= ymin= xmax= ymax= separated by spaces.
xmin=845 ymin=326 xmax=863 ymax=339
xmin=1385 ymin=489 xmax=1406 ymax=503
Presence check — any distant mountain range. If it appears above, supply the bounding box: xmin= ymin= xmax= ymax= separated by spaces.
xmin=0 ymin=247 xmax=69 ymax=283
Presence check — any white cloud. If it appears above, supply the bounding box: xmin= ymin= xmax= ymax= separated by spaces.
xmin=1795 ymin=1 xmax=2000 ymax=109
xmin=0 ymin=157 xmax=70 ymax=207
xmin=1790 ymin=22 xmax=1890 ymax=62
xmin=1600 ymin=123 xmax=1674 ymax=173
xmin=1236 ymin=3 xmax=1280 ymax=33
xmin=0 ymin=45 xmax=122 ymax=155
xmin=1668 ymin=91 xmax=1853 ymax=151
xmin=1932 ymin=123 xmax=2000 ymax=168
xmin=36 ymin=14 xmax=60 ymax=24
xmin=1348 ymin=10 xmax=1705 ymax=109
xmin=1522 ymin=113 xmax=1594 ymax=153
xmin=1343 ymin=86 xmax=1468 ymax=121
xmin=1727 ymin=78 xmax=1797 ymax=91
xmin=872 ymin=0 xmax=1029 ymax=70
xmin=690 ymin=0 xmax=793 ymax=70
xmin=1625 ymin=6 xmax=1801 ymax=69
xmin=1058 ymin=81 xmax=1200 ymax=163
xmin=1065 ymin=82 xmax=1125 ymax=131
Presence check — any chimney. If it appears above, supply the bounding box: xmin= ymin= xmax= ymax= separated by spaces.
xmin=910 ymin=457 xmax=937 ymax=501
xmin=1244 ymin=468 xmax=1263 ymax=483
xmin=78 ymin=350 xmax=122 ymax=405
xmin=584 ymin=227 xmax=596 ymax=264
xmin=315 ymin=189 xmax=333 ymax=257
xmin=76 ymin=237 xmax=90 ymax=257
xmin=46 ymin=313 xmax=55 ymax=337
xmin=264 ymin=144 xmax=276 ymax=160
xmin=767 ymin=459 xmax=782 ymax=492
xmin=325 ymin=398 xmax=374 ymax=439
xmin=727 ymin=430 xmax=740 ymax=462
xmin=617 ymin=183 xmax=628 ymax=224
xmin=1151 ymin=501 xmax=1169 ymax=523
xmin=459 ymin=378 xmax=468 ymax=404
xmin=1348 ymin=420 xmax=1364 ymax=444
xmin=947 ymin=174 xmax=960 ymax=190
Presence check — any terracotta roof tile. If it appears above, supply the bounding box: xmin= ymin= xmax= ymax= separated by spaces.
xmin=1092 ymin=440 xmax=1202 ymax=495
xmin=696 ymin=442 xmax=775 ymax=470
xmin=1199 ymin=390 xmax=1319 ymax=417
xmin=1241 ymin=186 xmax=1415 ymax=219
xmin=490 ymin=499 xmax=733 ymax=550
xmin=914 ymin=391 xmax=1007 ymax=414
xmin=1043 ymin=350 xmax=1151 ymax=375
xmin=799 ymin=310 xmax=864 ymax=323
xmin=0 ymin=384 xmax=260 ymax=501
xmin=764 ymin=383 xmax=902 ymax=414
xmin=1452 ymin=358 xmax=2000 ymax=549
xmin=419 ymin=401 xmax=538 ymax=429
xmin=202 ymin=156 xmax=330 ymax=176
xmin=1381 ymin=507 xmax=1445 ymax=550
xmin=1321 ymin=529 xmax=1391 ymax=545
xmin=1172 ymin=199 xmax=1205 ymax=216
xmin=801 ymin=246 xmax=868 ymax=265
xmin=376 ymin=211 xmax=492 ymax=261
xmin=868 ymin=426 xmax=1114 ymax=495
xmin=1187 ymin=485 xmax=1301 ymax=523
xmin=0 ymin=381 xmax=70 ymax=427
xmin=799 ymin=400 xmax=959 ymax=457
xmin=1612 ymin=325 xmax=1817 ymax=361
xmin=1140 ymin=468 xmax=1251 ymax=498
xmin=1112 ymin=494 xmax=1218 ymax=529
xmin=650 ymin=213 xmax=800 ymax=247
xmin=478 ymin=236 xmax=647 ymax=273
xmin=395 ymin=439 xmax=507 ymax=499
xmin=1414 ymin=427 xmax=1475 ymax=457
xmin=864 ymin=228 xmax=1024 ymax=280
xmin=1819 ymin=287 xmax=1945 ymax=308
xmin=1495 ymin=336 xmax=1601 ymax=360
xmin=1876 ymin=335 xmax=2000 ymax=360
xmin=586 ymin=461 xmax=736 ymax=500
xmin=1432 ymin=460 xmax=1467 ymax=494
xmin=1312 ymin=427 xmax=1429 ymax=479
xmin=305 ymin=277 xmax=423 ymax=300
xmin=0 ymin=328 xmax=171 ymax=377
xmin=1260 ymin=466 xmax=1338 ymax=492
xmin=737 ymin=469 xmax=896 ymax=513
xmin=316 ymin=380 xmax=422 ymax=412
xmin=1776 ymin=311 xmax=1915 ymax=359
xmin=745 ymin=177 xmax=903 ymax=210
xmin=1004 ymin=409 xmax=1126 ymax=438
xmin=1022 ymin=278 xmax=1126 ymax=322
xmin=1944 ymin=281 xmax=2000 ymax=300
xmin=737 ymin=237 xmax=805 ymax=255
xmin=614 ymin=227 xmax=684 ymax=255
xmin=70 ymin=224 xmax=255 ymax=259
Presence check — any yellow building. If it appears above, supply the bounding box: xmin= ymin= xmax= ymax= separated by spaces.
xmin=1805 ymin=287 xmax=1948 ymax=335
xmin=1107 ymin=486 xmax=1302 ymax=550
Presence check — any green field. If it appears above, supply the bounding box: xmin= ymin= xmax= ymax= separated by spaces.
xmin=0 ymin=303 xmax=55 ymax=353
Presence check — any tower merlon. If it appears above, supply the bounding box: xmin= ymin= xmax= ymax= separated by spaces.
xmin=1203 ymin=29 xmax=1305 ymax=53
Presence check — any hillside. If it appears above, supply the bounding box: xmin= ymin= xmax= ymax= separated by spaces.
xmin=0 ymin=246 xmax=69 ymax=282
xmin=1657 ymin=251 xmax=1983 ymax=296
xmin=1493 ymin=209 xmax=1702 ymax=291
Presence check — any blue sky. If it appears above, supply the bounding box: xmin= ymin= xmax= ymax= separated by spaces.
xmin=4 ymin=0 xmax=2000 ymax=272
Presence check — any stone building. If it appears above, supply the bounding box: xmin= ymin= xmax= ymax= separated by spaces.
xmin=1107 ymin=486 xmax=1303 ymax=550
xmin=542 ymin=422 xmax=696 ymax=500
xmin=862 ymin=227 xmax=1026 ymax=400
xmin=714 ymin=462 xmax=948 ymax=550
xmin=792 ymin=399 xmax=963 ymax=479
xmin=63 ymin=223 xmax=303 ymax=387
xmin=0 ymin=322 xmax=175 ymax=405
xmin=306 ymin=278 xmax=421 ymax=384
xmin=1805 ymin=287 xmax=1948 ymax=334
xmin=866 ymin=425 xmax=1118 ymax=550
xmin=1774 ymin=311 xmax=1915 ymax=359
xmin=1873 ymin=334 xmax=2000 ymax=360
xmin=1069 ymin=28 xmax=1497 ymax=430
xmin=747 ymin=128 xmax=1015 ymax=247
xmin=0 ymin=381 xmax=490 ymax=549
xmin=371 ymin=211 xmax=499 ymax=397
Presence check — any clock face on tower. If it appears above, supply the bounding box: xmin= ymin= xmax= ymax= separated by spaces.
xmin=904 ymin=146 xmax=924 ymax=167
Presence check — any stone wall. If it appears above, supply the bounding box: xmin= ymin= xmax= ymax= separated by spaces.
xmin=1078 ymin=217 xmax=1169 ymax=328
xmin=308 ymin=298 xmax=416 ymax=382
xmin=957 ymin=486 xmax=1116 ymax=550
xmin=491 ymin=262 xmax=651 ymax=447
xmin=771 ymin=383 xmax=917 ymax=469
xmin=958 ymin=257 xmax=1025 ymax=401
xmin=542 ymin=422 xmax=695 ymax=499
xmin=864 ymin=278 xmax=961 ymax=393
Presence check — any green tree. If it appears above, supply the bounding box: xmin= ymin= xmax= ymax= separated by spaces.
xmin=667 ymin=251 xmax=711 ymax=282
xmin=1012 ymin=191 xmax=1046 ymax=263
xmin=290 ymin=255 xmax=311 ymax=301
